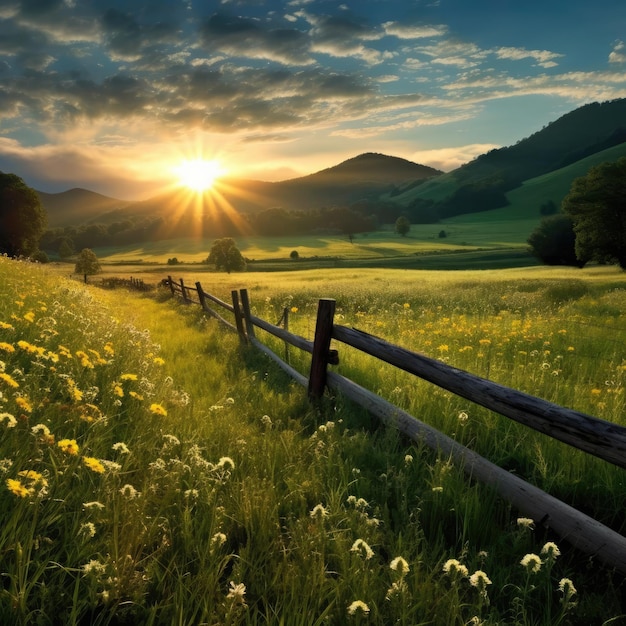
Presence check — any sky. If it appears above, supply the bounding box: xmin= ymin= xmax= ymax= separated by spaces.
xmin=1 ymin=0 xmax=626 ymax=200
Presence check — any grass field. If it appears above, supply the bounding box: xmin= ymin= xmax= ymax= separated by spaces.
xmin=4 ymin=256 xmax=626 ymax=624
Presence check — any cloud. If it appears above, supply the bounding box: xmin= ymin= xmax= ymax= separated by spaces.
xmin=409 ymin=144 xmax=500 ymax=171
xmin=494 ymin=46 xmax=563 ymax=68
xmin=382 ymin=21 xmax=447 ymax=39
xmin=609 ymin=41 xmax=626 ymax=64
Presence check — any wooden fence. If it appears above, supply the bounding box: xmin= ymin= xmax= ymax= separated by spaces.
xmin=165 ymin=275 xmax=626 ymax=574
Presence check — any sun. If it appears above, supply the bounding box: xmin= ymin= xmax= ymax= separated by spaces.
xmin=175 ymin=159 xmax=224 ymax=192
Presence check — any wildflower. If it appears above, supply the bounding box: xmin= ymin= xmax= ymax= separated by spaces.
xmin=226 ymin=581 xmax=247 ymax=605
xmin=23 ymin=311 xmax=35 ymax=323
xmin=79 ymin=522 xmax=97 ymax=538
xmin=153 ymin=356 xmax=165 ymax=366
xmin=120 ymin=484 xmax=140 ymax=499
xmin=100 ymin=459 xmax=121 ymax=472
xmin=103 ymin=342 xmax=115 ymax=356
xmin=225 ymin=397 xmax=235 ymax=405
xmin=350 ymin=539 xmax=375 ymax=560
xmin=516 ymin=517 xmax=535 ymax=529
xmin=290 ymin=306 xmax=298 ymax=313
xmin=0 ymin=342 xmax=15 ymax=353
xmin=403 ymin=302 xmax=410 ymax=309
xmin=261 ymin=414 xmax=272 ymax=427
xmin=83 ymin=501 xmax=105 ymax=510
xmin=150 ymin=403 xmax=167 ymax=416
xmin=57 ymin=438 xmax=79 ymax=455
xmin=217 ymin=456 xmax=235 ymax=470
xmin=390 ymin=556 xmax=410 ymax=575
xmin=184 ymin=488 xmax=198 ymax=500
xmin=83 ymin=457 xmax=105 ymax=474
xmin=0 ymin=321 xmax=15 ymax=330
xmin=7 ymin=478 xmax=33 ymax=497
xmin=347 ymin=600 xmax=370 ymax=616
xmin=129 ymin=390 xmax=144 ymax=401
xmin=404 ymin=454 xmax=413 ymax=464
xmin=469 ymin=570 xmax=492 ymax=593
xmin=75 ymin=351 xmax=93 ymax=368
xmin=541 ymin=541 xmax=561 ymax=560
xmin=113 ymin=384 xmax=124 ymax=397
xmin=0 ymin=412 xmax=17 ymax=428
xmin=520 ymin=553 xmax=542 ymax=573
xmin=120 ymin=373 xmax=138 ymax=381
xmin=0 ymin=372 xmax=19 ymax=388
xmin=15 ymin=396 xmax=32 ymax=413
xmin=211 ymin=532 xmax=227 ymax=549
xmin=458 ymin=411 xmax=469 ymax=422
xmin=385 ymin=580 xmax=408 ymax=600
xmin=0 ymin=458 xmax=13 ymax=473
xmin=432 ymin=486 xmax=444 ymax=493
xmin=82 ymin=560 xmax=106 ymax=575
xmin=438 ymin=344 xmax=449 ymax=352
xmin=18 ymin=470 xmax=47 ymax=487
xmin=66 ymin=378 xmax=83 ymax=402
xmin=558 ymin=577 xmax=577 ymax=597
xmin=443 ymin=558 xmax=468 ymax=577
xmin=310 ymin=504 xmax=329 ymax=519
xmin=112 ymin=442 xmax=130 ymax=455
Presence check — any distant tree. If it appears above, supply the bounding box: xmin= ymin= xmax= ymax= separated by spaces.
xmin=395 ymin=216 xmax=411 ymax=237
xmin=0 ymin=171 xmax=47 ymax=257
xmin=527 ymin=214 xmax=585 ymax=267
xmin=74 ymin=248 xmax=101 ymax=283
xmin=31 ymin=250 xmax=49 ymax=264
xmin=539 ymin=200 xmax=558 ymax=216
xmin=167 ymin=257 xmax=179 ymax=265
xmin=58 ymin=238 xmax=75 ymax=259
xmin=438 ymin=230 xmax=447 ymax=238
xmin=562 ymin=157 xmax=626 ymax=268
xmin=290 ymin=250 xmax=299 ymax=260
xmin=206 ymin=238 xmax=246 ymax=273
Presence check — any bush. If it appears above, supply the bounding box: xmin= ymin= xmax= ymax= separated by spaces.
xmin=527 ymin=214 xmax=584 ymax=267
xmin=290 ymin=250 xmax=299 ymax=260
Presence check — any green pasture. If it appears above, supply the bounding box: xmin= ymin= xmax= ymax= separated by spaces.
xmin=2 ymin=257 xmax=626 ymax=624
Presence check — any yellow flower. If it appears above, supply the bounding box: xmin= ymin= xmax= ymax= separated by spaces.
xmin=66 ymin=378 xmax=83 ymax=402
xmin=16 ymin=396 xmax=33 ymax=413
xmin=150 ymin=403 xmax=167 ymax=416
xmin=75 ymin=351 xmax=94 ymax=369
xmin=129 ymin=391 xmax=144 ymax=401
xmin=23 ymin=311 xmax=35 ymax=323
xmin=83 ymin=457 xmax=105 ymax=474
xmin=113 ymin=384 xmax=124 ymax=397
xmin=0 ymin=372 xmax=19 ymax=388
xmin=58 ymin=438 xmax=79 ymax=455
xmin=120 ymin=373 xmax=138 ymax=381
xmin=153 ymin=357 xmax=165 ymax=366
xmin=7 ymin=478 xmax=33 ymax=498
xmin=0 ymin=321 xmax=15 ymax=330
xmin=0 ymin=342 xmax=15 ymax=353
xmin=18 ymin=470 xmax=48 ymax=487
xmin=290 ymin=306 xmax=298 ymax=313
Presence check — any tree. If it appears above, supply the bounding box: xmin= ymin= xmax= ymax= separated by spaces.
xmin=206 ymin=238 xmax=246 ymax=273
xmin=289 ymin=250 xmax=299 ymax=260
xmin=0 ymin=171 xmax=47 ymax=257
xmin=562 ymin=157 xmax=626 ymax=268
xmin=527 ymin=214 xmax=585 ymax=267
xmin=74 ymin=248 xmax=101 ymax=283
xmin=395 ymin=216 xmax=411 ymax=237
xmin=58 ymin=238 xmax=75 ymax=259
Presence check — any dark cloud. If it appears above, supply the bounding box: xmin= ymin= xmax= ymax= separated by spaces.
xmin=19 ymin=0 xmax=65 ymax=16
xmin=199 ymin=13 xmax=313 ymax=65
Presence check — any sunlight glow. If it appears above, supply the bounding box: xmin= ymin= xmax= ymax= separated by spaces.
xmin=174 ymin=159 xmax=224 ymax=192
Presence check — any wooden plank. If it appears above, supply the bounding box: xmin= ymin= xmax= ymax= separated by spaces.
xmin=239 ymin=289 xmax=255 ymax=339
xmin=308 ymin=299 xmax=336 ymax=400
xmin=231 ymin=290 xmax=247 ymax=344
xmin=332 ymin=325 xmax=626 ymax=469
xmin=250 ymin=336 xmax=308 ymax=388
xmin=326 ymin=370 xmax=626 ymax=575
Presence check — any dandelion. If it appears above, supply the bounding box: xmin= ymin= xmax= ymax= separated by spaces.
xmin=443 ymin=558 xmax=468 ymax=577
xmin=150 ymin=403 xmax=167 ymax=416
xmin=310 ymin=503 xmax=329 ymax=519
xmin=520 ymin=553 xmax=542 ymax=573
xmin=0 ymin=342 xmax=15 ymax=353
xmin=558 ymin=577 xmax=577 ymax=597
xmin=541 ymin=541 xmax=561 ymax=560
xmin=23 ymin=311 xmax=35 ymax=323
xmin=129 ymin=390 xmax=144 ymax=401
xmin=347 ymin=600 xmax=370 ymax=616
xmin=290 ymin=306 xmax=298 ymax=313
xmin=390 ymin=556 xmax=410 ymax=575
xmin=79 ymin=522 xmax=97 ymax=538
xmin=120 ymin=373 xmax=138 ymax=381
xmin=112 ymin=442 xmax=130 ymax=455
xmin=211 ymin=532 xmax=227 ymax=549
xmin=103 ymin=342 xmax=115 ymax=356
xmin=153 ymin=356 xmax=165 ymax=366
xmin=350 ymin=539 xmax=375 ymax=560
xmin=83 ymin=457 xmax=105 ymax=474
xmin=516 ymin=517 xmax=535 ymax=529
xmin=58 ymin=438 xmax=79 ymax=455
xmin=469 ymin=570 xmax=492 ymax=593
xmin=7 ymin=478 xmax=33 ymax=498
xmin=15 ymin=396 xmax=32 ymax=413
xmin=120 ymin=484 xmax=140 ymax=499
xmin=217 ymin=456 xmax=235 ymax=470
xmin=226 ymin=581 xmax=247 ymax=605
xmin=18 ymin=470 xmax=47 ymax=486
xmin=0 ymin=412 xmax=17 ymax=428
xmin=0 ymin=372 xmax=19 ymax=388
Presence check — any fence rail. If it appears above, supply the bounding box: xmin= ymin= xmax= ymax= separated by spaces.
xmin=164 ymin=275 xmax=626 ymax=574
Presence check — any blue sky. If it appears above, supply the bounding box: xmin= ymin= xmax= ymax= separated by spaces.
xmin=1 ymin=0 xmax=625 ymax=199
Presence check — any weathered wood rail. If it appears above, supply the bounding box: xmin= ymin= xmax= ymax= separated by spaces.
xmin=164 ymin=276 xmax=626 ymax=574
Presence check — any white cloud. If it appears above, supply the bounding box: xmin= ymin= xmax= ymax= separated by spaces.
xmin=609 ymin=41 xmax=626 ymax=64
xmin=409 ymin=144 xmax=500 ymax=172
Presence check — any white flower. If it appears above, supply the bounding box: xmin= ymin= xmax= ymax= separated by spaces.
xmin=120 ymin=484 xmax=140 ymax=499
xmin=112 ymin=442 xmax=130 ymax=455
xmin=516 ymin=517 xmax=535 ymax=529
xmin=558 ymin=577 xmax=577 ymax=596
xmin=469 ymin=570 xmax=492 ymax=589
xmin=520 ymin=553 xmax=542 ymax=573
xmin=217 ymin=456 xmax=235 ymax=470
xmin=443 ymin=558 xmax=468 ymax=577
xmin=79 ymin=522 xmax=97 ymax=538
xmin=347 ymin=600 xmax=370 ymax=615
xmin=541 ymin=541 xmax=561 ymax=559
xmin=390 ymin=556 xmax=410 ymax=575
xmin=226 ymin=581 xmax=246 ymax=605
xmin=82 ymin=560 xmax=106 ymax=575
xmin=310 ymin=504 xmax=329 ymax=519
xmin=350 ymin=539 xmax=374 ymax=560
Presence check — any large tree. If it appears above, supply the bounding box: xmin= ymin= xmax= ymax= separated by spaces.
xmin=562 ymin=157 xmax=626 ymax=268
xmin=206 ymin=238 xmax=246 ymax=273
xmin=395 ymin=216 xmax=411 ymax=237
xmin=527 ymin=214 xmax=585 ymax=267
xmin=0 ymin=171 xmax=47 ymax=257
xmin=74 ymin=248 xmax=101 ymax=283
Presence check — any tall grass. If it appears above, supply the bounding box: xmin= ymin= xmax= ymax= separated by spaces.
xmin=1 ymin=256 xmax=625 ymax=624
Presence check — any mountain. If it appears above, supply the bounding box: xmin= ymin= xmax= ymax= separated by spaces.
xmin=388 ymin=98 xmax=626 ymax=220
xmin=37 ymin=188 xmax=132 ymax=227
xmin=39 ymin=153 xmax=442 ymax=227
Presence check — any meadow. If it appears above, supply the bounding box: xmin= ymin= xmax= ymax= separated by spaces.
xmin=1 ymin=255 xmax=626 ymax=625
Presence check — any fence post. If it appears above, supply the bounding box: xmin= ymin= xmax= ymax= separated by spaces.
xmin=239 ymin=289 xmax=255 ymax=339
xmin=284 ymin=306 xmax=290 ymax=364
xmin=196 ymin=281 xmax=207 ymax=311
xmin=180 ymin=278 xmax=188 ymax=303
xmin=167 ymin=275 xmax=175 ymax=295
xmin=231 ymin=290 xmax=247 ymax=344
xmin=308 ymin=299 xmax=336 ymax=401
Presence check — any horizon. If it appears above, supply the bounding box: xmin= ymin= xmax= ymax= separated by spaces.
xmin=1 ymin=0 xmax=626 ymax=200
